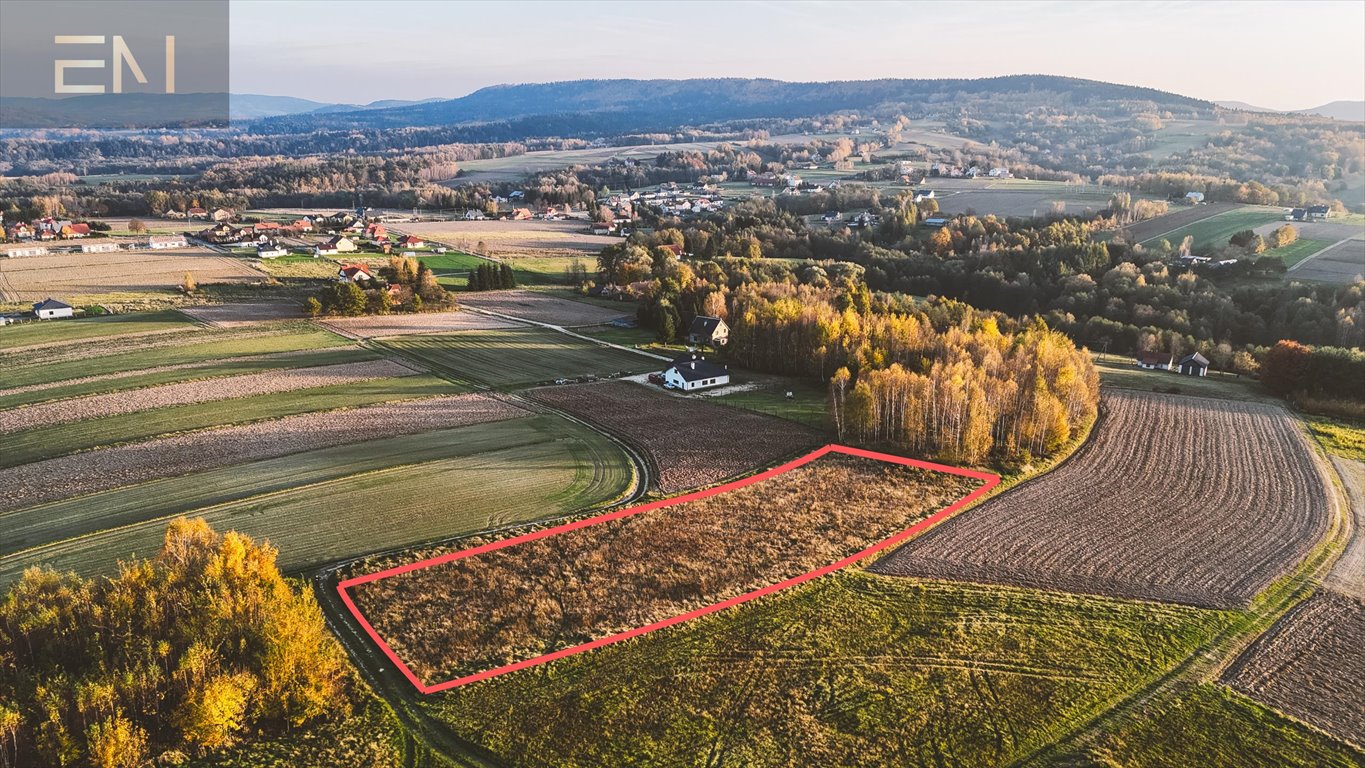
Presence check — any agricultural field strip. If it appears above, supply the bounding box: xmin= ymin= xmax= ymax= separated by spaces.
xmin=340 ymin=445 xmax=997 ymax=692
xmin=1222 ymin=591 xmax=1365 ymax=746
xmin=1123 ymin=202 xmax=1239 ymax=244
xmin=0 ymin=323 xmax=325 ymax=374
xmin=1138 ymin=207 xmax=1284 ymax=248
xmin=379 ymin=327 xmax=662 ymax=389
xmin=527 ymin=381 xmax=824 ymax=492
xmin=0 ymin=346 xmax=371 ymax=409
xmin=0 ymin=373 xmax=456 ymax=470
xmin=0 ymin=394 xmax=526 ymax=514
xmin=0 ymin=408 xmax=535 ymax=561
xmin=0 ymin=248 xmax=264 ymax=301
xmin=456 ymin=290 xmax=630 ymax=327
xmin=0 ymin=309 xmax=195 ymax=350
xmin=314 ymin=310 xmax=517 ymax=339
xmin=0 ymin=358 xmax=416 ymax=433
xmin=876 ymin=390 xmax=1332 ymax=609
xmin=0 ymin=415 xmax=633 ymax=586
xmin=0 ymin=325 xmax=191 ymax=354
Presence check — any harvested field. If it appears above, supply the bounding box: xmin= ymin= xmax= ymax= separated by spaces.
xmin=393 ymin=220 xmax=615 ymax=258
xmin=0 ymin=415 xmax=633 ymax=585
xmin=344 ymin=450 xmax=984 ymax=685
xmin=430 ymin=574 xmax=1232 ymax=768
xmin=180 ymin=301 xmax=308 ymax=327
xmin=1224 ymin=592 xmax=1365 ymax=746
xmin=316 ymin=310 xmax=515 ymax=339
xmin=458 ymin=289 xmax=630 ymax=326
xmin=1291 ymin=238 xmax=1365 ymax=284
xmin=0 ymin=358 xmax=415 ymax=434
xmin=380 ymin=328 xmax=659 ymax=389
xmin=0 ymin=248 xmax=262 ymax=303
xmin=529 ymin=380 xmax=824 ymax=492
xmin=875 ymin=391 xmax=1332 ymax=608
xmin=1121 ymin=202 xmax=1240 ymax=244
xmin=1325 ymin=457 xmax=1365 ymax=600
xmin=0 ymin=394 xmax=525 ymax=513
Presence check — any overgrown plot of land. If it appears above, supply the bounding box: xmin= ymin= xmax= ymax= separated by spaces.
xmin=379 ymin=327 xmax=658 ymax=388
xmin=0 ymin=413 xmax=632 ymax=585
xmin=529 ymin=380 xmax=824 ymax=491
xmin=0 ymin=309 xmax=194 ymax=350
xmin=427 ymin=574 xmax=1233 ymax=768
xmin=1223 ymin=591 xmax=1365 ymax=745
xmin=345 ymin=452 xmax=981 ymax=685
xmin=876 ymin=391 xmax=1331 ymax=608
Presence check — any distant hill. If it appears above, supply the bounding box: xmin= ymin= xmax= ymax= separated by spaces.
xmin=254 ymin=75 xmax=1213 ymax=133
xmin=229 ymin=94 xmax=334 ymax=119
xmin=1216 ymin=99 xmax=1364 ymax=122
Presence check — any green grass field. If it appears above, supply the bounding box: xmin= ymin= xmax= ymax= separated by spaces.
xmin=1093 ymin=358 xmax=1272 ymax=403
xmin=0 ymin=375 xmax=458 ymax=469
xmin=1 ymin=325 xmax=352 ymax=389
xmin=379 ymin=327 xmax=659 ymax=389
xmin=1264 ymin=238 xmax=1333 ymax=268
xmin=427 ymin=573 xmax=1232 ymax=767
xmin=1139 ymin=208 xmax=1285 ymax=251
xmin=714 ymin=378 xmax=830 ymax=429
xmin=0 ymin=346 xmax=375 ymax=410
xmin=1058 ymin=684 xmax=1363 ymax=768
xmin=0 ymin=413 xmax=631 ymax=585
xmin=1306 ymin=416 xmax=1365 ymax=460
xmin=0 ymin=309 xmax=195 ymax=350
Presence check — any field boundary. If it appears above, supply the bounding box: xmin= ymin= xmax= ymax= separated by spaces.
xmin=337 ymin=444 xmax=999 ymax=693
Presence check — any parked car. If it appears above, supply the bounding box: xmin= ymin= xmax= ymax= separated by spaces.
xmin=648 ymin=372 xmax=665 ymax=385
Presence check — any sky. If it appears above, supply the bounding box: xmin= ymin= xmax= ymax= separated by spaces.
xmin=230 ymin=0 xmax=1365 ymax=110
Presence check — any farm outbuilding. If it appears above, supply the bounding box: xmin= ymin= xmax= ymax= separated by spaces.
xmin=33 ymin=298 xmax=74 ymax=319
xmin=1136 ymin=351 xmax=1174 ymax=371
xmin=663 ymin=353 xmax=730 ymax=391
xmin=1178 ymin=352 xmax=1210 ymax=377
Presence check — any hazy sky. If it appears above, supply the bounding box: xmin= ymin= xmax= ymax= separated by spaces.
xmin=231 ymin=0 xmax=1365 ymax=110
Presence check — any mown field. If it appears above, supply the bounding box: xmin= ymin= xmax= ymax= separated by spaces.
xmin=1265 ymin=237 xmax=1334 ymax=267
xmin=1137 ymin=206 xmax=1285 ymax=250
xmin=379 ymin=327 xmax=659 ymax=388
xmin=0 ymin=308 xmax=195 ymax=349
xmin=423 ymin=573 xmax=1234 ymax=767
xmin=0 ymin=413 xmax=631 ymax=585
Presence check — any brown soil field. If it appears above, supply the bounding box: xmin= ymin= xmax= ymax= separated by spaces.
xmin=527 ymin=380 xmax=824 ymax=492
xmin=875 ymin=390 xmax=1331 ymax=608
xmin=0 ymin=249 xmax=263 ymax=303
xmin=458 ymin=290 xmax=630 ymax=326
xmin=347 ymin=452 xmax=981 ymax=683
xmin=180 ymin=301 xmax=308 ymax=327
xmin=0 ymin=359 xmax=415 ymax=433
xmin=315 ymin=310 xmax=516 ymax=339
xmin=0 ymin=394 xmax=527 ymax=512
xmin=1224 ymin=591 xmax=1365 ymax=745
xmin=1325 ymin=457 xmax=1365 ymax=600
xmin=393 ymin=220 xmax=615 ymax=258
xmin=1291 ymin=238 xmax=1365 ymax=285
xmin=1120 ymin=202 xmax=1240 ymax=243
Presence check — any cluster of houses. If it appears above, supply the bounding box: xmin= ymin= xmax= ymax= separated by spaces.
xmin=5 ymin=217 xmax=92 ymax=241
xmin=1136 ymin=350 xmax=1210 ymax=377
xmin=165 ymin=207 xmax=235 ymax=222
xmin=638 ymin=184 xmax=726 ymax=219
xmin=656 ymin=316 xmax=733 ymax=392
xmin=928 ymin=163 xmax=1013 ymax=179
xmin=3 ymin=234 xmax=187 ymax=258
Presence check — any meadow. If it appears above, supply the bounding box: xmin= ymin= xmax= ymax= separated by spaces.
xmin=379 ymin=327 xmax=659 ymax=388
xmin=0 ymin=308 xmax=195 ymax=349
xmin=1137 ymin=206 xmax=1285 ymax=250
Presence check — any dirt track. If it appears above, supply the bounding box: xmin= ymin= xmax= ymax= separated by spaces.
xmin=875 ymin=390 xmax=1331 ymax=608
xmin=1325 ymin=457 xmax=1365 ymax=600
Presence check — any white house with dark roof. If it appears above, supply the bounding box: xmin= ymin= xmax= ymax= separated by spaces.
xmin=687 ymin=315 xmax=729 ymax=347
xmin=33 ymin=298 xmax=74 ymax=319
xmin=663 ymin=352 xmax=730 ymax=391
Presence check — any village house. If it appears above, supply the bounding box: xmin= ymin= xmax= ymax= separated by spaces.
xmin=81 ymin=241 xmax=121 ymax=254
xmin=196 ymin=223 xmax=239 ymax=245
xmin=1307 ymin=204 xmax=1332 ymax=220
xmin=149 ymin=235 xmax=188 ymax=249
xmin=256 ymin=241 xmax=289 ymax=259
xmin=1178 ymin=352 xmax=1210 ymax=377
xmin=463 ymin=209 xmax=487 ymax=220
xmin=5 ymin=223 xmax=33 ymax=240
xmin=314 ymin=236 xmax=357 ymax=257
xmin=687 ymin=315 xmax=729 ymax=347
xmin=396 ymin=234 xmax=425 ymax=248
xmin=989 ymin=167 xmax=1014 ymax=179
xmin=211 ymin=208 xmax=234 ymax=223
xmin=253 ymin=221 xmax=281 ymax=234
xmin=337 ymin=263 xmax=373 ymax=283
xmin=293 ymin=217 xmax=315 ymax=232
xmin=33 ymin=298 xmax=74 ymax=320
xmin=510 ymin=208 xmax=533 ymax=221
xmin=663 ymin=352 xmax=731 ymax=392
xmin=187 ymin=207 xmax=208 ymax=220
xmin=590 ymin=222 xmax=615 ymax=236
xmin=1136 ymin=351 xmax=1174 ymax=371
xmin=913 ymin=189 xmax=936 ymax=202
xmin=364 ymin=222 xmax=387 ymax=240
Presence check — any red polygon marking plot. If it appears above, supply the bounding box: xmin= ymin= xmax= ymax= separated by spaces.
xmin=337 ymin=444 xmax=1000 ymax=694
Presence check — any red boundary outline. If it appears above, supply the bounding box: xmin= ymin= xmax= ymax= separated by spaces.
xmin=337 ymin=444 xmax=1000 ymax=694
